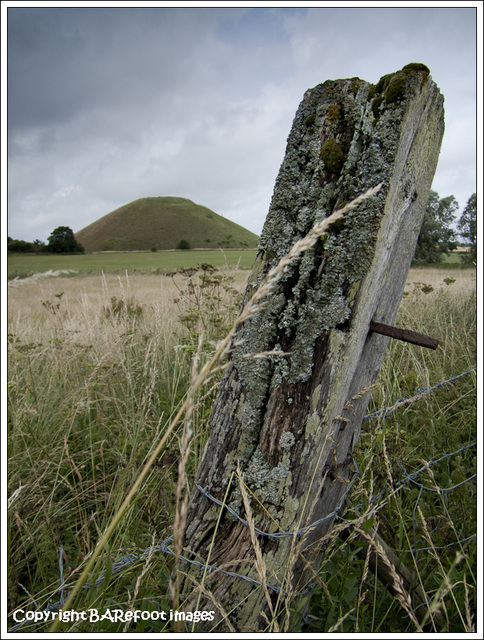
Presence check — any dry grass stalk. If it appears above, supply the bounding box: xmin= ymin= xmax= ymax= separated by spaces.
xmin=356 ymin=525 xmax=423 ymax=631
xmin=47 ymin=184 xmax=383 ymax=631
xmin=336 ymin=384 xmax=376 ymax=421
xmin=237 ymin=183 xmax=382 ymax=325
xmin=7 ymin=482 xmax=24 ymax=510
xmin=281 ymin=380 xmax=378 ymax=608
xmin=294 ymin=382 xmax=382 ymax=567
xmin=279 ymin=534 xmax=298 ymax=631
xmin=355 ymin=546 xmax=371 ymax=631
xmin=417 ymin=504 xmax=468 ymax=629
xmin=237 ymin=465 xmax=280 ymax=632
xmin=382 ymin=436 xmax=394 ymax=489
xmin=421 ymin=550 xmax=466 ymax=630
xmin=170 ymin=332 xmax=204 ymax=620
xmin=327 ymin=607 xmax=356 ymax=632
xmin=178 ymin=571 xmax=236 ymax=632
xmin=123 ymin=533 xmax=157 ymax=632
xmin=190 ymin=472 xmax=238 ymax=618
xmin=463 ymin=575 xmax=475 ymax=632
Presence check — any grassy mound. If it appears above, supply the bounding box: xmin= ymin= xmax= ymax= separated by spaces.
xmin=75 ymin=197 xmax=259 ymax=252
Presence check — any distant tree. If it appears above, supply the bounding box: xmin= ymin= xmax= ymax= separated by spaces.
xmin=46 ymin=226 xmax=84 ymax=253
xmin=7 ymin=238 xmax=36 ymax=253
xmin=176 ymin=239 xmax=191 ymax=250
xmin=413 ymin=191 xmax=458 ymax=264
xmin=457 ymin=193 xmax=477 ymax=264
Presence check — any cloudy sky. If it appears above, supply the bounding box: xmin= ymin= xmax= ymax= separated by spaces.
xmin=4 ymin=2 xmax=480 ymax=243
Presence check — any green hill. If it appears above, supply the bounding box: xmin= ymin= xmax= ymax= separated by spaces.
xmin=75 ymin=197 xmax=259 ymax=252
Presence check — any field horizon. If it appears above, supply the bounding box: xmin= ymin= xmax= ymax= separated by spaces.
xmin=7 ymin=247 xmax=472 ymax=283
xmin=7 ymin=248 xmax=259 ymax=281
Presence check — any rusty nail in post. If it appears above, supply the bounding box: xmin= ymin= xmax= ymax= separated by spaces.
xmin=370 ymin=320 xmax=439 ymax=350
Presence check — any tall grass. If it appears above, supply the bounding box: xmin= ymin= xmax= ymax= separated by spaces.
xmin=7 ymin=257 xmax=476 ymax=632
xmin=7 ymin=268 xmax=247 ymax=631
xmin=306 ymin=274 xmax=477 ymax=633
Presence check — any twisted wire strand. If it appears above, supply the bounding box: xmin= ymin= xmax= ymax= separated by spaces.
xmin=363 ymin=368 xmax=476 ymax=422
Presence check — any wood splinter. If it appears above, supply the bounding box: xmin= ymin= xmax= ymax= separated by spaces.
xmin=370 ymin=320 xmax=439 ymax=350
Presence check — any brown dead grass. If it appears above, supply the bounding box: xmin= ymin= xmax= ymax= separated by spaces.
xmin=405 ymin=267 xmax=476 ymax=298
xmin=8 ymin=267 xmax=475 ymax=346
xmin=7 ymin=270 xmax=250 ymax=346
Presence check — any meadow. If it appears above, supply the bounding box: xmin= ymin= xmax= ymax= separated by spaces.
xmin=7 ymin=259 xmax=477 ymax=632
xmin=7 ymin=249 xmax=258 ymax=281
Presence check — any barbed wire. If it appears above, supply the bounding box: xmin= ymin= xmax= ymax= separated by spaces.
xmin=194 ymin=475 xmax=358 ymax=540
xmin=399 ymin=534 xmax=477 ymax=555
xmin=406 ymin=472 xmax=477 ymax=494
xmin=7 ymin=369 xmax=477 ymax=632
xmin=363 ymin=368 xmax=476 ymax=422
xmin=368 ymin=440 xmax=477 ymax=510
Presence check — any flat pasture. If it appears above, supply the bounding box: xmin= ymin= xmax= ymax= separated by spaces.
xmin=7 ymin=248 xmax=258 ymax=280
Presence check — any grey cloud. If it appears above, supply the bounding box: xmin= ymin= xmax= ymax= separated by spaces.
xmin=6 ymin=6 xmax=477 ymax=242
xmin=8 ymin=8 xmax=233 ymax=130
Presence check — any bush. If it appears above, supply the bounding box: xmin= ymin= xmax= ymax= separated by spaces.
xmin=7 ymin=239 xmax=36 ymax=253
xmin=176 ymin=239 xmax=191 ymax=250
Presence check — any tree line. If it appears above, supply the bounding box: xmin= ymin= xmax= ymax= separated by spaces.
xmin=7 ymin=192 xmax=477 ymax=263
xmin=413 ymin=191 xmax=476 ymax=265
xmin=7 ymin=226 xmax=84 ymax=254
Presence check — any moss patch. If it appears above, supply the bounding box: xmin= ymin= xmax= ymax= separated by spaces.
xmin=349 ymin=77 xmax=362 ymax=95
xmin=403 ymin=62 xmax=430 ymax=73
xmin=327 ymin=104 xmax=340 ymax=123
xmin=368 ymin=63 xmax=431 ymax=121
xmin=371 ymin=95 xmax=384 ymax=118
xmin=320 ymin=138 xmax=346 ymax=175
xmin=305 ymin=114 xmax=316 ymax=127
xmin=384 ymin=71 xmax=408 ymax=104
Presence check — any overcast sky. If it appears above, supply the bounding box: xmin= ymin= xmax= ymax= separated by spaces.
xmin=4 ymin=3 xmax=480 ymax=243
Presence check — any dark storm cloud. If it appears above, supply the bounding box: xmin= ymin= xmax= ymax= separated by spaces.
xmin=8 ymin=8 xmax=220 ymax=133
xmin=5 ymin=5 xmax=479 ymax=242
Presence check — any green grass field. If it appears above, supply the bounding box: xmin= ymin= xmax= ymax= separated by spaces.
xmin=8 ymin=248 xmax=469 ymax=282
xmin=7 ymin=249 xmax=258 ymax=280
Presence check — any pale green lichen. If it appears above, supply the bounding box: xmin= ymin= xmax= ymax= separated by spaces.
xmin=305 ymin=411 xmax=321 ymax=438
xmin=278 ymin=496 xmax=300 ymax=531
xmin=226 ymin=65 xmax=431 ymax=494
xmin=279 ymin=431 xmax=296 ymax=450
xmin=228 ymin=433 xmax=297 ymax=516
xmin=242 ymin=448 xmax=292 ymax=505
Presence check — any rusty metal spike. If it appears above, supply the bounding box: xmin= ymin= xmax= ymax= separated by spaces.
xmin=370 ymin=320 xmax=439 ymax=350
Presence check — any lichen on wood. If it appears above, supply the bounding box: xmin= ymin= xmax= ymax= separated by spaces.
xmin=178 ymin=65 xmax=445 ymax=631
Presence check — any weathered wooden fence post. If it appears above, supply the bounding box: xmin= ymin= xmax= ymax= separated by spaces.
xmin=178 ymin=65 xmax=444 ymax=631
